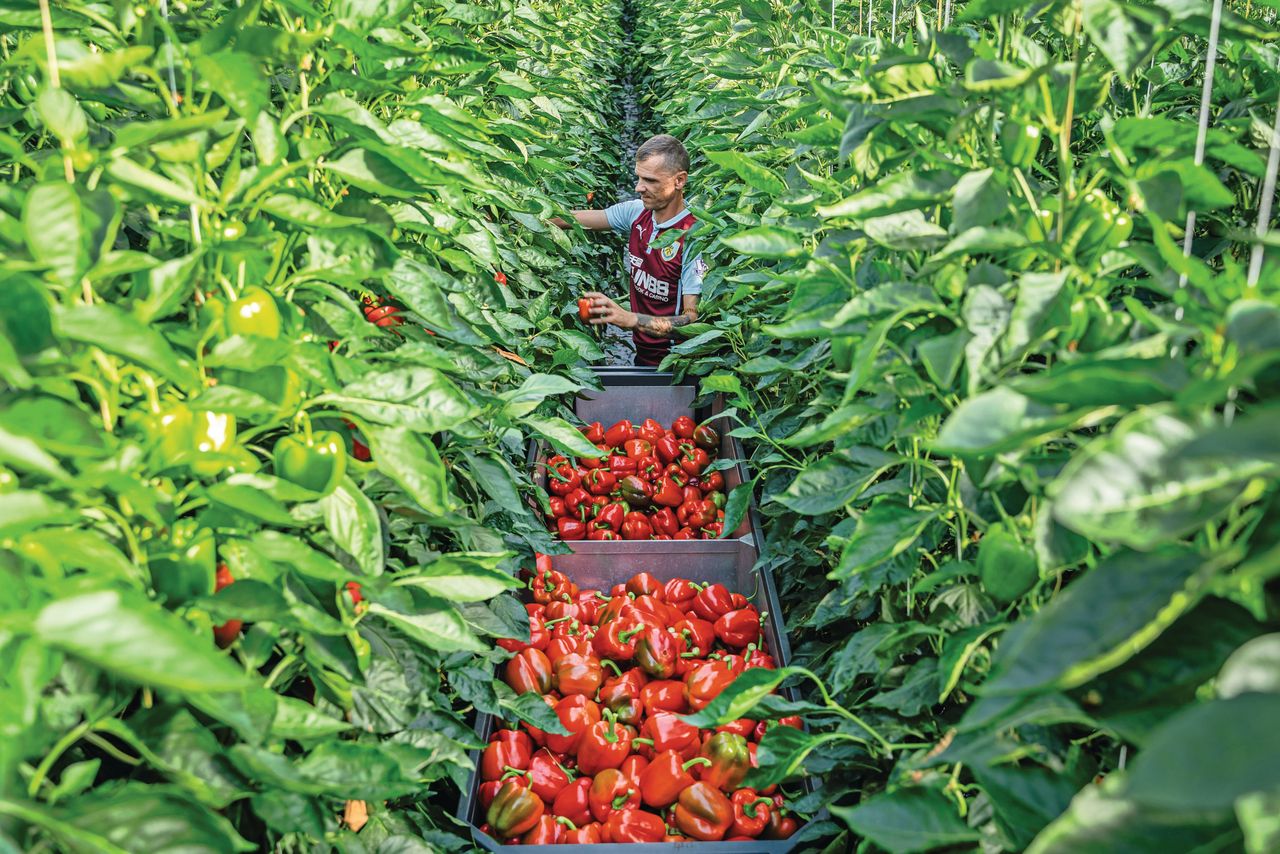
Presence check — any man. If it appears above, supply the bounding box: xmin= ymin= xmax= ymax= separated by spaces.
xmin=553 ymin=134 xmax=706 ymax=367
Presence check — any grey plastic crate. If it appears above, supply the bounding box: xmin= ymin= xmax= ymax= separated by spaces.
xmin=529 ymin=370 xmax=759 ymax=544
xmin=456 ymin=541 xmax=816 ymax=851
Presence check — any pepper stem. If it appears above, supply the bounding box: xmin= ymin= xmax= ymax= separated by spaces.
xmin=631 ymin=738 xmax=654 ymax=747
xmin=600 ymin=658 xmax=622 ymax=677
xmin=595 ymin=591 xmax=611 ymax=601
xmin=682 ymin=757 xmax=712 ymax=772
xmin=602 ymin=708 xmax=618 ymax=743
xmin=543 ymin=615 xmax=572 ymax=627
xmin=611 ymin=792 xmax=632 ymax=809
xmin=743 ymin=796 xmax=772 ymax=819
xmin=500 ymin=767 xmax=527 ymax=780
xmin=555 ymin=816 xmax=577 ymax=830
xmin=618 ymin=626 xmax=643 ymax=643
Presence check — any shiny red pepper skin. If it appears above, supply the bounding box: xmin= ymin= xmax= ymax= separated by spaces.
xmin=620 ymin=754 xmax=649 ymax=790
xmin=624 ymin=438 xmax=653 ymax=459
xmin=521 ymin=748 xmax=572 ymax=802
xmin=497 ymin=608 xmax=549 ymax=653
xmin=702 ymin=470 xmax=725 ymax=492
xmin=609 ymin=454 xmax=638 ymax=477
xmin=592 ymin=501 xmax=625 ymax=532
xmin=487 ymin=779 xmax=545 ymax=839
xmin=544 ymin=694 xmax=601 ymax=755
xmin=634 ymin=625 xmax=677 ymax=679
xmin=564 ymin=487 xmax=594 ymax=521
xmin=693 ymin=423 xmax=720 ymax=451
xmin=639 ymin=418 xmax=665 ymax=443
xmin=692 ymin=583 xmax=735 ymax=621
xmin=763 ymin=810 xmax=799 ymax=839
xmin=637 ymin=711 xmax=701 ymax=760
xmin=582 ymin=421 xmax=605 ymax=445
xmin=546 ymin=462 xmax=581 ymax=497
xmin=654 ymin=434 xmax=682 ymax=464
xmin=592 ymin=617 xmax=644 ymax=660
xmin=505 ymin=648 xmax=553 ymax=695
xmin=562 ymin=821 xmax=604 ymax=843
xmin=680 ymin=446 xmax=711 ymax=477
xmin=557 ymin=517 xmax=587 ymax=540
xmin=599 ymin=665 xmax=647 ymax=713
xmin=546 ymin=634 xmax=588 ymax=665
xmin=551 ymin=777 xmax=593 ymax=827
xmin=715 ymin=608 xmax=762 ymax=648
xmin=481 ymin=729 xmax=533 ymax=781
xmin=745 ymin=644 xmax=777 ymax=670
xmin=620 ymin=513 xmax=653 ymax=540
xmin=602 ymin=808 xmax=665 ymax=843
xmin=716 ymin=718 xmax=756 ymax=740
xmin=583 ymin=467 xmax=616 ymax=495
xmin=617 ymin=476 xmax=652 ymax=510
xmin=699 ymin=731 xmax=751 ymax=791
xmin=673 ymin=617 xmax=715 ymax=659
xmin=522 ymin=813 xmax=565 ymax=844
xmin=588 ymin=768 xmax=640 ymax=823
xmin=685 ymin=658 xmax=737 ymax=711
xmin=730 ymin=788 xmax=774 ymax=837
xmin=663 ymin=578 xmax=699 ymax=612
xmin=638 ymin=749 xmax=711 ymax=808
xmin=576 ymin=712 xmax=634 ymax=776
xmin=624 ymin=572 xmax=661 ymax=597
xmin=650 ymin=507 xmax=679 ymax=536
xmin=672 ymin=415 xmax=696 ymax=439
xmin=651 ymin=476 xmax=684 ymax=507
xmin=673 ymin=781 xmax=734 ymax=841
xmin=603 ymin=420 xmax=633 ymax=448
xmin=553 ymin=652 xmax=604 ymax=697
xmin=640 ymin=679 xmax=688 ymax=716
xmin=547 ymin=496 xmax=567 ymax=520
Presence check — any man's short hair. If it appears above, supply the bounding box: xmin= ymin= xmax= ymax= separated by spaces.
xmin=636 ymin=134 xmax=690 ymax=174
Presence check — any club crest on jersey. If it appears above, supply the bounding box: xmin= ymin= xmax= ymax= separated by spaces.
xmin=659 ymin=241 xmax=680 ymax=261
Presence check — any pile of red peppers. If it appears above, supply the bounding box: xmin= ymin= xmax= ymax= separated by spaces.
xmin=544 ymin=416 xmax=728 ymax=541
xmin=479 ymin=562 xmax=802 ymax=844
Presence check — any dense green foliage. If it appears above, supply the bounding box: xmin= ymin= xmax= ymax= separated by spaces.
xmin=638 ymin=0 xmax=1280 ymax=851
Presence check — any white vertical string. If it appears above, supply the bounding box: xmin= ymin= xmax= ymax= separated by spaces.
xmin=891 ymin=0 xmax=898 ymax=43
xmin=1246 ymin=90 xmax=1280 ymax=288
xmin=159 ymin=0 xmax=178 ymax=99
xmin=832 ymin=0 xmax=836 ymax=30
xmin=868 ymin=0 xmax=875 ymax=37
xmin=945 ymin=0 xmax=953 ymax=27
xmin=1175 ymin=0 xmax=1226 ymax=318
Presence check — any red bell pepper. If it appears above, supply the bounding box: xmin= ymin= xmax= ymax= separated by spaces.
xmin=556 ymin=517 xmax=587 ymax=540
xmin=639 ymin=418 xmax=665 ymax=443
xmin=582 ymin=421 xmax=605 ymax=445
xmin=546 ymin=462 xmax=581 ymax=497
xmin=673 ymin=616 xmax=715 ymax=658
xmin=530 ymin=568 xmax=573 ymax=604
xmin=652 ymin=476 xmax=684 ymax=507
xmin=674 ymin=527 xmax=698 ymax=540
xmin=592 ymin=501 xmax=625 ymax=532
xmin=546 ymin=634 xmax=589 ymax=665
xmin=544 ymin=694 xmax=601 ymax=755
xmin=609 ymin=454 xmax=638 ymax=477
xmin=602 ymin=808 xmax=665 ymax=843
xmin=633 ymin=453 xmax=661 ymax=480
xmin=685 ymin=658 xmax=736 ymax=711
xmin=497 ymin=609 xmax=549 ymax=653
xmin=623 ymin=572 xmax=661 ymax=597
xmin=511 ymin=747 xmax=572 ymax=802
xmin=731 ymin=592 xmax=748 ymax=609
xmin=628 ymin=594 xmax=676 ymax=628
xmin=636 ymin=711 xmax=701 ymax=760
xmin=692 ymin=583 xmax=735 ymax=621
xmin=551 ymin=777 xmax=593 ymax=827
xmin=730 ymin=788 xmax=774 ymax=837
xmin=640 ymin=679 xmax=688 ymax=717
xmin=650 ymin=506 xmax=679 ymax=537
xmin=699 ymin=732 xmax=750 ymax=791
xmin=547 ymin=495 xmax=567 ymax=520
xmin=486 ymin=779 xmax=544 ymax=839
xmin=663 ymin=578 xmax=698 ymax=611
xmin=714 ymin=608 xmax=762 ymax=648
xmin=481 ymin=729 xmax=533 ymax=781
xmin=634 ymin=625 xmax=677 ymax=679
xmin=521 ymin=814 xmax=564 ymax=844
xmin=624 ymin=438 xmax=653 ymax=459
xmin=564 ymin=487 xmax=594 ymax=521
xmin=553 ymin=651 xmax=603 ymax=697
xmin=693 ymin=423 xmax=719 ymax=451
xmin=603 ymin=419 xmax=633 ymax=448
xmin=745 ymin=643 xmax=777 ymax=670
xmin=764 ymin=809 xmax=799 ymax=839
xmin=703 ymin=470 xmax=725 ymax=492
xmin=638 ymin=749 xmax=712 ymax=808
xmin=680 ymin=446 xmax=711 ymax=477
xmin=576 ymin=710 xmax=634 ymax=776
xmin=588 ymin=528 xmax=619 ymax=540
xmin=716 ymin=718 xmax=756 ymax=740
xmin=505 ymin=648 xmax=553 ymax=695
xmin=587 ymin=768 xmax=640 ymax=823
xmin=592 ymin=617 xmax=644 ymax=660
xmin=599 ymin=665 xmax=647 ymax=709
xmin=575 ymin=589 xmax=604 ymax=625
xmin=673 ymin=781 xmax=734 ymax=841
xmin=654 ymin=434 xmax=682 ymax=464
xmin=583 ymin=467 xmax=616 ymax=495
xmin=561 ymin=820 xmax=603 ymax=843
xmin=672 ymin=415 xmax=696 ymax=439
xmin=703 ymin=520 xmax=724 ymax=538
xmin=620 ymin=754 xmax=649 ymax=790
xmin=620 ymin=512 xmax=653 ymax=540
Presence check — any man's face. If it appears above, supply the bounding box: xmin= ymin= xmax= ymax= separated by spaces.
xmin=634 ymin=156 xmax=687 ymax=211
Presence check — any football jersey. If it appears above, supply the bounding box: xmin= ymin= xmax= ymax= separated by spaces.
xmin=606 ymin=199 xmax=705 ymax=366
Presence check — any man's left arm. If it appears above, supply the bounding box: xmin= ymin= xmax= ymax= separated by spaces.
xmin=580 ymin=293 xmax=698 ymax=338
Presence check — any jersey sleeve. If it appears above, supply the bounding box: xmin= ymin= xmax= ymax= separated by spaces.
xmin=605 ymin=199 xmax=645 ymax=234
xmin=680 ymin=253 xmax=706 ymax=296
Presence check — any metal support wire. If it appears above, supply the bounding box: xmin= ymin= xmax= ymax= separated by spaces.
xmin=891 ymin=0 xmax=898 ymax=42
xmin=868 ymin=0 xmax=875 ymax=37
xmin=1247 ymin=89 xmax=1280 ymax=288
xmin=1175 ymin=0 xmax=1226 ymax=319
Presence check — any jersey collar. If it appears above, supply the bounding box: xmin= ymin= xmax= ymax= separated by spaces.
xmin=653 ymin=208 xmax=690 ymax=230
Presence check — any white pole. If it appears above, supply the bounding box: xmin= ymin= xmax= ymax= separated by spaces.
xmin=891 ymin=0 xmax=898 ymax=42
xmin=1246 ymin=91 xmax=1280 ymax=288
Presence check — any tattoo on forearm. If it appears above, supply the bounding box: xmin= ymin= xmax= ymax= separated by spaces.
xmin=633 ymin=312 xmax=695 ymax=338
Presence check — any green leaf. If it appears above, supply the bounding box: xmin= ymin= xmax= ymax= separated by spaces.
xmin=35 ymin=589 xmax=253 ymax=693
xmin=500 ymin=691 xmax=571 ymax=736
xmin=721 ymin=226 xmax=803 ymax=258
xmin=703 ymin=149 xmax=786 ymax=195
xmin=106 ymin=157 xmax=209 ymax=207
xmin=67 ymin=784 xmax=253 ymax=853
xmin=500 ymin=373 xmax=582 ymax=418
xmin=22 ymin=183 xmax=116 ymax=284
xmin=259 ymin=194 xmax=365 ymax=228
xmin=324 ymin=148 xmax=420 ymax=198
xmin=521 ymin=415 xmax=603 ymax=459
xmin=952 ymin=169 xmax=1009 ymax=232
xmin=1080 ymin=0 xmax=1166 ymax=82
xmin=34 ymin=87 xmax=88 ymax=145
xmin=366 ymin=600 xmax=486 ymax=652
xmin=1049 ymin=409 xmax=1273 ymax=549
xmin=0 ymin=491 xmax=73 ymax=536
xmin=364 ymin=425 xmax=455 ymax=517
xmin=1216 ymin=634 xmax=1280 ymax=699
xmin=56 ymin=303 xmax=198 ymax=390
xmin=776 ymin=447 xmax=899 ymax=515
xmin=984 ymin=548 xmax=1208 ymax=696
xmin=719 ymin=481 xmax=753 ymax=539
xmin=830 ymin=499 xmax=938 ymax=580
xmin=396 ymin=553 xmax=520 ymax=602
xmin=318 ymin=368 xmax=477 ymax=433
xmin=320 ymin=480 xmax=385 ymax=576
xmin=829 ymin=788 xmax=980 ymax=853
xmin=1012 ymin=358 xmax=1189 ymax=408
xmin=1123 ymin=693 xmax=1280 ymax=811
xmin=817 ymin=171 xmax=956 ymax=220
xmin=933 ymin=387 xmax=1107 ymax=457
xmin=193 ymin=52 xmax=267 ymax=119
xmin=681 ymin=666 xmax=792 ymax=727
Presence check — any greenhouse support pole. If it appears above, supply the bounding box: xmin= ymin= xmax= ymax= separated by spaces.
xmin=891 ymin=0 xmax=898 ymax=42
xmin=1246 ymin=90 xmax=1280 ymax=288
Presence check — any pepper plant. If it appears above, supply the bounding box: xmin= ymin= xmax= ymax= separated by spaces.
xmin=637 ymin=0 xmax=1280 ymax=850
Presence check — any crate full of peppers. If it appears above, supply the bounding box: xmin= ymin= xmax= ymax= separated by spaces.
xmin=544 ymin=416 xmax=728 ymax=541
xmin=472 ymin=562 xmax=803 ymax=845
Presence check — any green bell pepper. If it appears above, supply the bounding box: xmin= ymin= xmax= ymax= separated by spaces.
xmin=225 ymin=286 xmax=282 ymax=339
xmin=273 ymin=430 xmax=347 ymax=494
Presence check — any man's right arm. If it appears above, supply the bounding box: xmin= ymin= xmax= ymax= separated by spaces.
xmin=551 ymin=210 xmax=610 ymax=230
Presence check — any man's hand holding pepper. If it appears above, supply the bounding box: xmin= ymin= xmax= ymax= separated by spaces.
xmin=581 ymin=291 xmax=636 ymax=329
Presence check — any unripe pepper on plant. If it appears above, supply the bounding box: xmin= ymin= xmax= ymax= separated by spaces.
xmin=224 ymin=286 xmax=282 ymax=338
xmin=273 ymin=428 xmax=346 ymax=495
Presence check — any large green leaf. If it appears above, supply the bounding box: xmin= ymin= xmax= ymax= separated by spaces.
xmin=317 ymin=368 xmax=477 ymax=433
xmin=829 ymin=788 xmax=981 ymax=853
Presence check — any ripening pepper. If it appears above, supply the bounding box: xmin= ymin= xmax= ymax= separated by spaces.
xmin=552 ymin=777 xmax=593 ymax=826
xmin=699 ymin=732 xmax=750 ymax=791
xmin=602 ymin=808 xmax=665 ymax=843
xmin=716 ymin=718 xmax=756 ymax=740
xmin=486 ymin=779 xmax=544 ymax=839
xmin=480 ymin=729 xmax=533 ymax=781
xmin=639 ymin=749 xmax=712 ymax=808
xmin=617 ymin=475 xmax=652 ymax=510
xmin=545 ymin=694 xmax=601 ymax=755
xmin=212 ymin=564 xmax=242 ymax=648
xmin=599 ymin=666 xmax=646 ymax=713
xmin=603 ymin=419 xmax=633 ymax=448
xmin=561 ymin=820 xmax=603 ymax=843
xmin=693 ymin=423 xmax=719 ymax=452
xmin=272 ymin=430 xmax=347 ymax=495
xmin=731 ymin=788 xmax=774 ymax=837
xmin=714 ymin=608 xmax=762 ymax=649
xmin=588 ymin=768 xmax=640 ymax=823
xmin=763 ymin=809 xmax=799 ymax=839
xmin=634 ymin=625 xmax=677 ymax=679
xmin=685 ymin=658 xmax=736 ymax=711
xmin=673 ymin=781 xmax=734 ymax=841
xmin=577 ymin=710 xmax=633 ymax=776
xmin=505 ymin=648 xmax=553 ymax=695
xmin=554 ymin=651 xmax=604 ymax=697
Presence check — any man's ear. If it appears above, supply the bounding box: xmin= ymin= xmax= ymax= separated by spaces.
xmin=674 ymin=171 xmax=688 ymax=190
